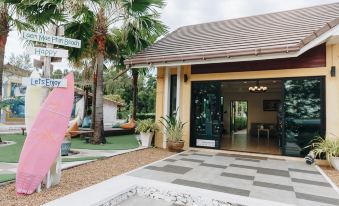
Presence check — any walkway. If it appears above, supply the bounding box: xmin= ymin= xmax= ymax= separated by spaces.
xmin=45 ymin=150 xmax=339 ymax=206
xmin=129 ymin=150 xmax=339 ymax=206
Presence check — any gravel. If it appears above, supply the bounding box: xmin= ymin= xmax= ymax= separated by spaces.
xmin=320 ymin=166 xmax=339 ymax=187
xmin=0 ymin=148 xmax=174 ymax=206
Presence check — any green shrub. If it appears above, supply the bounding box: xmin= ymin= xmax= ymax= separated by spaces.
xmin=136 ymin=113 xmax=155 ymax=120
xmin=135 ymin=119 xmax=159 ymax=133
xmin=235 ymin=117 xmax=247 ymax=131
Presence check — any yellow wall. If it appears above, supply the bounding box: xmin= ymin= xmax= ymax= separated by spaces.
xmin=155 ymin=44 xmax=339 ymax=149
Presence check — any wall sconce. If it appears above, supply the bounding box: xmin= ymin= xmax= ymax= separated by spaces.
xmin=184 ymin=74 xmax=188 ymax=82
xmin=331 ymin=66 xmax=336 ymax=77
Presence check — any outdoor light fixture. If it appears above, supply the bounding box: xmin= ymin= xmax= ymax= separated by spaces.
xmin=331 ymin=66 xmax=336 ymax=77
xmin=248 ymin=80 xmax=268 ymax=93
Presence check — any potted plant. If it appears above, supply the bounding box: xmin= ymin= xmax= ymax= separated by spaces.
xmin=135 ymin=119 xmax=159 ymax=147
xmin=61 ymin=134 xmax=72 ymax=156
xmin=308 ymin=136 xmax=339 ymax=170
xmin=160 ymin=113 xmax=186 ymax=152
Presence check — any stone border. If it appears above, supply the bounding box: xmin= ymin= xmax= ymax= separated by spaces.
xmin=0 ymin=141 xmax=16 ymax=147
xmin=98 ymin=185 xmax=239 ymax=206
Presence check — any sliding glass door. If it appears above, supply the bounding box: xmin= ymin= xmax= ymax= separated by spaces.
xmin=282 ymin=77 xmax=325 ymax=157
xmin=191 ymin=82 xmax=222 ymax=148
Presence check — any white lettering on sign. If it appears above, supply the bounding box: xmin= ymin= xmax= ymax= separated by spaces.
xmin=196 ymin=139 xmax=216 ymax=147
xmin=22 ymin=30 xmax=81 ymax=48
xmin=22 ymin=77 xmax=67 ymax=88
xmin=27 ymin=47 xmax=69 ymax=58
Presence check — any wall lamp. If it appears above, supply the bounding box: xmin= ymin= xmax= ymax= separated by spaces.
xmin=331 ymin=66 xmax=336 ymax=77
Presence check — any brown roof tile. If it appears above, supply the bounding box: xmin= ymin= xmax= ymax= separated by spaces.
xmin=125 ymin=2 xmax=339 ymax=67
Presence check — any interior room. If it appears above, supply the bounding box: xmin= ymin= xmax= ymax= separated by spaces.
xmin=220 ymin=79 xmax=283 ymax=155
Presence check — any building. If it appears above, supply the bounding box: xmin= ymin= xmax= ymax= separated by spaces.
xmin=74 ymin=88 xmax=125 ymax=126
xmin=125 ymin=3 xmax=339 ymax=157
xmin=1 ymin=64 xmax=31 ymax=123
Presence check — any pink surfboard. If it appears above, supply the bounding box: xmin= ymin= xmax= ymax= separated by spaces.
xmin=16 ymin=73 xmax=74 ymax=195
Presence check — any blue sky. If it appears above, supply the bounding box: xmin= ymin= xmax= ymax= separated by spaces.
xmin=5 ymin=0 xmax=339 ymax=68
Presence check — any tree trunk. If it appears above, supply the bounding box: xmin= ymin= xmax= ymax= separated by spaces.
xmin=132 ymin=68 xmax=138 ymax=120
xmin=0 ymin=33 xmax=8 ymax=122
xmin=91 ymin=66 xmax=97 ymax=130
xmin=92 ymin=52 xmax=105 ymax=144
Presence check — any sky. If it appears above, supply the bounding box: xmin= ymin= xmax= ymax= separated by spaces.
xmin=4 ymin=0 xmax=339 ymax=69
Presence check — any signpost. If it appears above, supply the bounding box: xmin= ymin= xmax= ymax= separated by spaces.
xmin=22 ymin=77 xmax=67 ymax=88
xmin=22 ymin=30 xmax=81 ymax=48
xmin=27 ymin=47 xmax=69 ymax=58
xmin=21 ymin=27 xmax=81 ymax=193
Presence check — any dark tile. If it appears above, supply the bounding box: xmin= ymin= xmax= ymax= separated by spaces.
xmin=164 ymin=159 xmax=177 ymax=162
xmin=172 ymin=179 xmax=250 ymax=196
xmin=216 ymin=153 xmax=267 ymax=160
xmin=291 ymin=178 xmax=331 ymax=187
xmin=179 ymin=153 xmax=189 ymax=156
xmin=200 ymin=163 xmax=227 ymax=169
xmin=229 ymin=164 xmax=260 ymax=170
xmin=253 ymin=181 xmax=294 ymax=191
xmin=180 ymin=158 xmax=204 ymax=163
xmin=296 ymin=192 xmax=339 ymax=205
xmin=145 ymin=165 xmax=192 ymax=174
xmin=221 ymin=172 xmax=255 ymax=180
xmin=192 ymin=153 xmax=213 ymax=157
xmin=257 ymin=168 xmax=290 ymax=177
xmin=235 ymin=158 xmax=260 ymax=162
xmin=288 ymin=168 xmax=320 ymax=175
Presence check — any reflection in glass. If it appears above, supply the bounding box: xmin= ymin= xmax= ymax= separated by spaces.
xmin=283 ymin=78 xmax=324 ymax=157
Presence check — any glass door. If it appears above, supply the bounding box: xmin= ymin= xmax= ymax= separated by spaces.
xmin=191 ymin=82 xmax=222 ymax=148
xmin=282 ymin=77 xmax=325 ymax=157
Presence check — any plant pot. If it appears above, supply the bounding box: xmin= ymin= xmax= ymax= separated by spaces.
xmin=140 ymin=132 xmax=154 ymax=147
xmin=167 ymin=140 xmax=184 ymax=152
xmin=61 ymin=140 xmax=72 ymax=156
xmin=329 ymin=156 xmax=339 ymax=170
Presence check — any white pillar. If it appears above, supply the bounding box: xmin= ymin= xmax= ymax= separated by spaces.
xmin=176 ymin=66 xmax=181 ymax=120
xmin=163 ymin=67 xmax=171 ymax=148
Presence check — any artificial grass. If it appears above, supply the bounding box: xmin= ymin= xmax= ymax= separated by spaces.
xmin=70 ymin=135 xmax=139 ymax=150
xmin=61 ymin=156 xmax=103 ymax=162
xmin=0 ymin=134 xmax=139 ymax=163
xmin=0 ymin=134 xmax=25 ymax=163
xmin=0 ymin=173 xmax=16 ymax=183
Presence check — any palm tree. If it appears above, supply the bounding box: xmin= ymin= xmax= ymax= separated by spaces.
xmin=0 ymin=1 xmax=64 ymax=101
xmin=65 ymin=0 xmax=166 ymax=144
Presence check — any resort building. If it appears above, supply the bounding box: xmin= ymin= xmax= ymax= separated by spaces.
xmin=1 ymin=64 xmax=31 ymax=124
xmin=125 ymin=3 xmax=339 ymax=157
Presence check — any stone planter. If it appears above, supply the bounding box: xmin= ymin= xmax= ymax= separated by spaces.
xmin=140 ymin=132 xmax=154 ymax=147
xmin=167 ymin=140 xmax=184 ymax=152
xmin=61 ymin=140 xmax=72 ymax=156
xmin=330 ymin=156 xmax=339 ymax=170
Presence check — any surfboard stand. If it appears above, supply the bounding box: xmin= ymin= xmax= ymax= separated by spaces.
xmin=36 ymin=150 xmax=61 ymax=193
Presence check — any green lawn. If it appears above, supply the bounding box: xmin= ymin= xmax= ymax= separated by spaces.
xmin=0 ymin=134 xmax=25 ymax=163
xmin=71 ymin=135 xmax=139 ymax=150
xmin=0 ymin=134 xmax=139 ymax=163
xmin=0 ymin=173 xmax=16 ymax=183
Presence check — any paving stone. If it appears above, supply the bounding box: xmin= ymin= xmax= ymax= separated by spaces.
xmin=145 ymin=165 xmax=192 ymax=174
xmin=288 ymin=168 xmax=321 ymax=175
xmin=253 ymin=181 xmax=294 ymax=191
xmin=221 ymin=172 xmax=255 ymax=180
xmin=257 ymin=168 xmax=290 ymax=177
xmin=172 ymin=179 xmax=250 ymax=196
xmin=296 ymin=192 xmax=339 ymax=205
xmin=291 ymin=178 xmax=331 ymax=187
xmin=200 ymin=163 xmax=227 ymax=169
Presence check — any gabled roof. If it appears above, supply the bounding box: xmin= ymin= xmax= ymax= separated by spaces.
xmin=125 ymin=2 xmax=339 ymax=68
xmin=4 ymin=64 xmax=32 ymax=77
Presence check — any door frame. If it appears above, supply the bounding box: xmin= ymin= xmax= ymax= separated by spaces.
xmin=190 ymin=76 xmax=326 ymax=156
xmin=230 ymin=100 xmax=248 ymax=135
